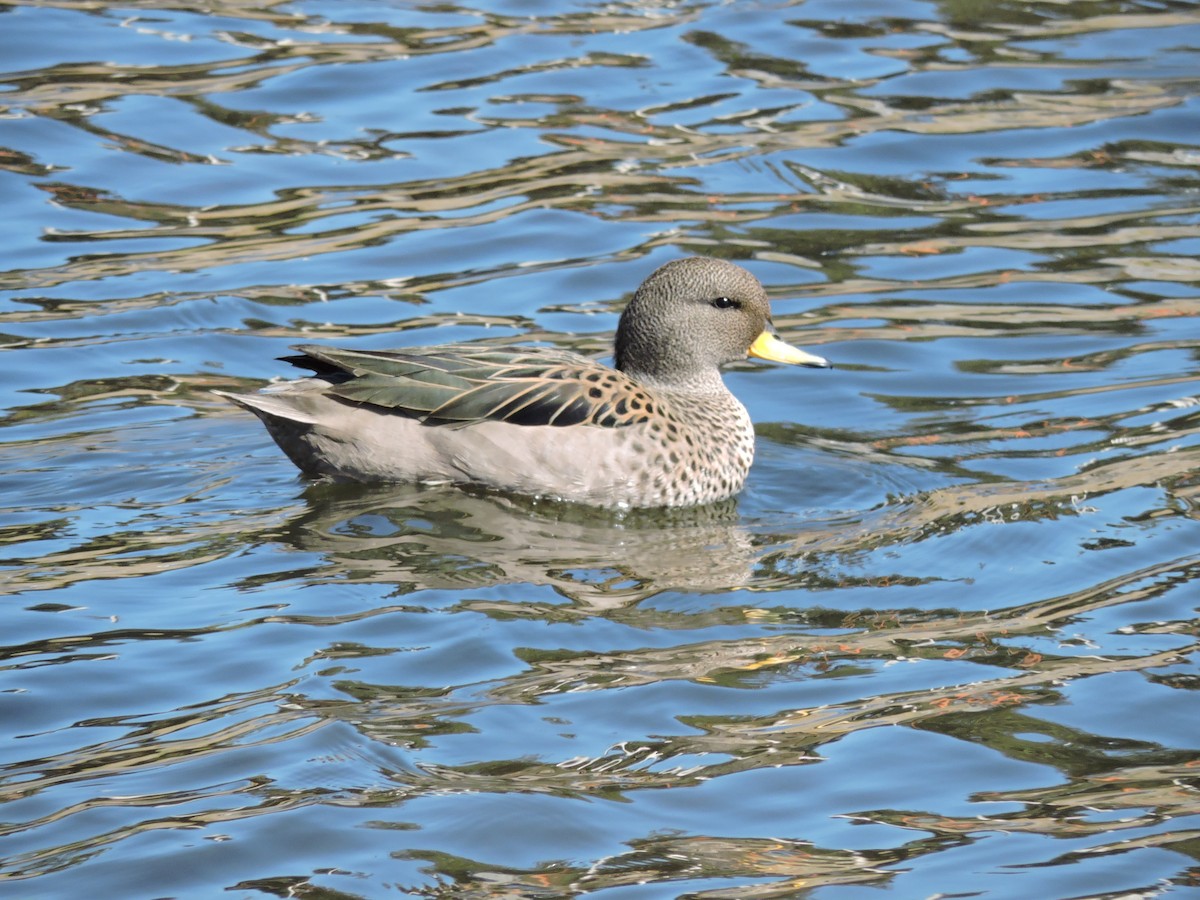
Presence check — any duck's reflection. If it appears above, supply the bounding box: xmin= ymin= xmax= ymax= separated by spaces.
xmin=268 ymin=481 xmax=758 ymax=605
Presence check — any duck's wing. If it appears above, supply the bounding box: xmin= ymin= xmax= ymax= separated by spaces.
xmin=284 ymin=344 xmax=658 ymax=429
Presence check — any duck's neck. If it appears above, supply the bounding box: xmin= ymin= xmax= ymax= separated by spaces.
xmin=624 ymin=366 xmax=730 ymax=398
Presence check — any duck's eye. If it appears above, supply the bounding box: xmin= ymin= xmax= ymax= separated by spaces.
xmin=711 ymin=296 xmax=739 ymax=310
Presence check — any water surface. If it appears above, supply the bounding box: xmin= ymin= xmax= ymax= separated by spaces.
xmin=2 ymin=1 xmax=1199 ymax=897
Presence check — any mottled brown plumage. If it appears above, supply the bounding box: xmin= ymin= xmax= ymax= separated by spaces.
xmin=217 ymin=257 xmax=829 ymax=508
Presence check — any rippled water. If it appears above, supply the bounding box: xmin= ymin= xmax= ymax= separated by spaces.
xmin=3 ymin=1 xmax=1200 ymax=897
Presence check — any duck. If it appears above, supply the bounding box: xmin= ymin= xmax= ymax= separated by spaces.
xmin=217 ymin=256 xmax=829 ymax=508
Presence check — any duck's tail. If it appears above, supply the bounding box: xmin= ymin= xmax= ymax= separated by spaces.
xmin=212 ymin=387 xmax=321 ymax=426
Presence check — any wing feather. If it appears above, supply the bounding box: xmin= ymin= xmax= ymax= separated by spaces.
xmin=282 ymin=343 xmax=654 ymax=429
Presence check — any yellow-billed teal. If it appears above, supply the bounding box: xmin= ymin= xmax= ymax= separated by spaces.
xmin=218 ymin=257 xmax=830 ymax=508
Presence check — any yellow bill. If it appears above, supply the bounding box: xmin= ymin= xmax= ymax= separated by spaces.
xmin=749 ymin=330 xmax=830 ymax=368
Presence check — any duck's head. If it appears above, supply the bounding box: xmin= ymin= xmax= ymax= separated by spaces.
xmin=614 ymin=256 xmax=829 ymax=388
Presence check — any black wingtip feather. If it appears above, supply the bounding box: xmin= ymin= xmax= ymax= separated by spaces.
xmin=278 ymin=351 xmax=345 ymax=378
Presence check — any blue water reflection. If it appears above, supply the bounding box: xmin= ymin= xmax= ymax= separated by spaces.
xmin=2 ymin=0 xmax=1199 ymax=896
